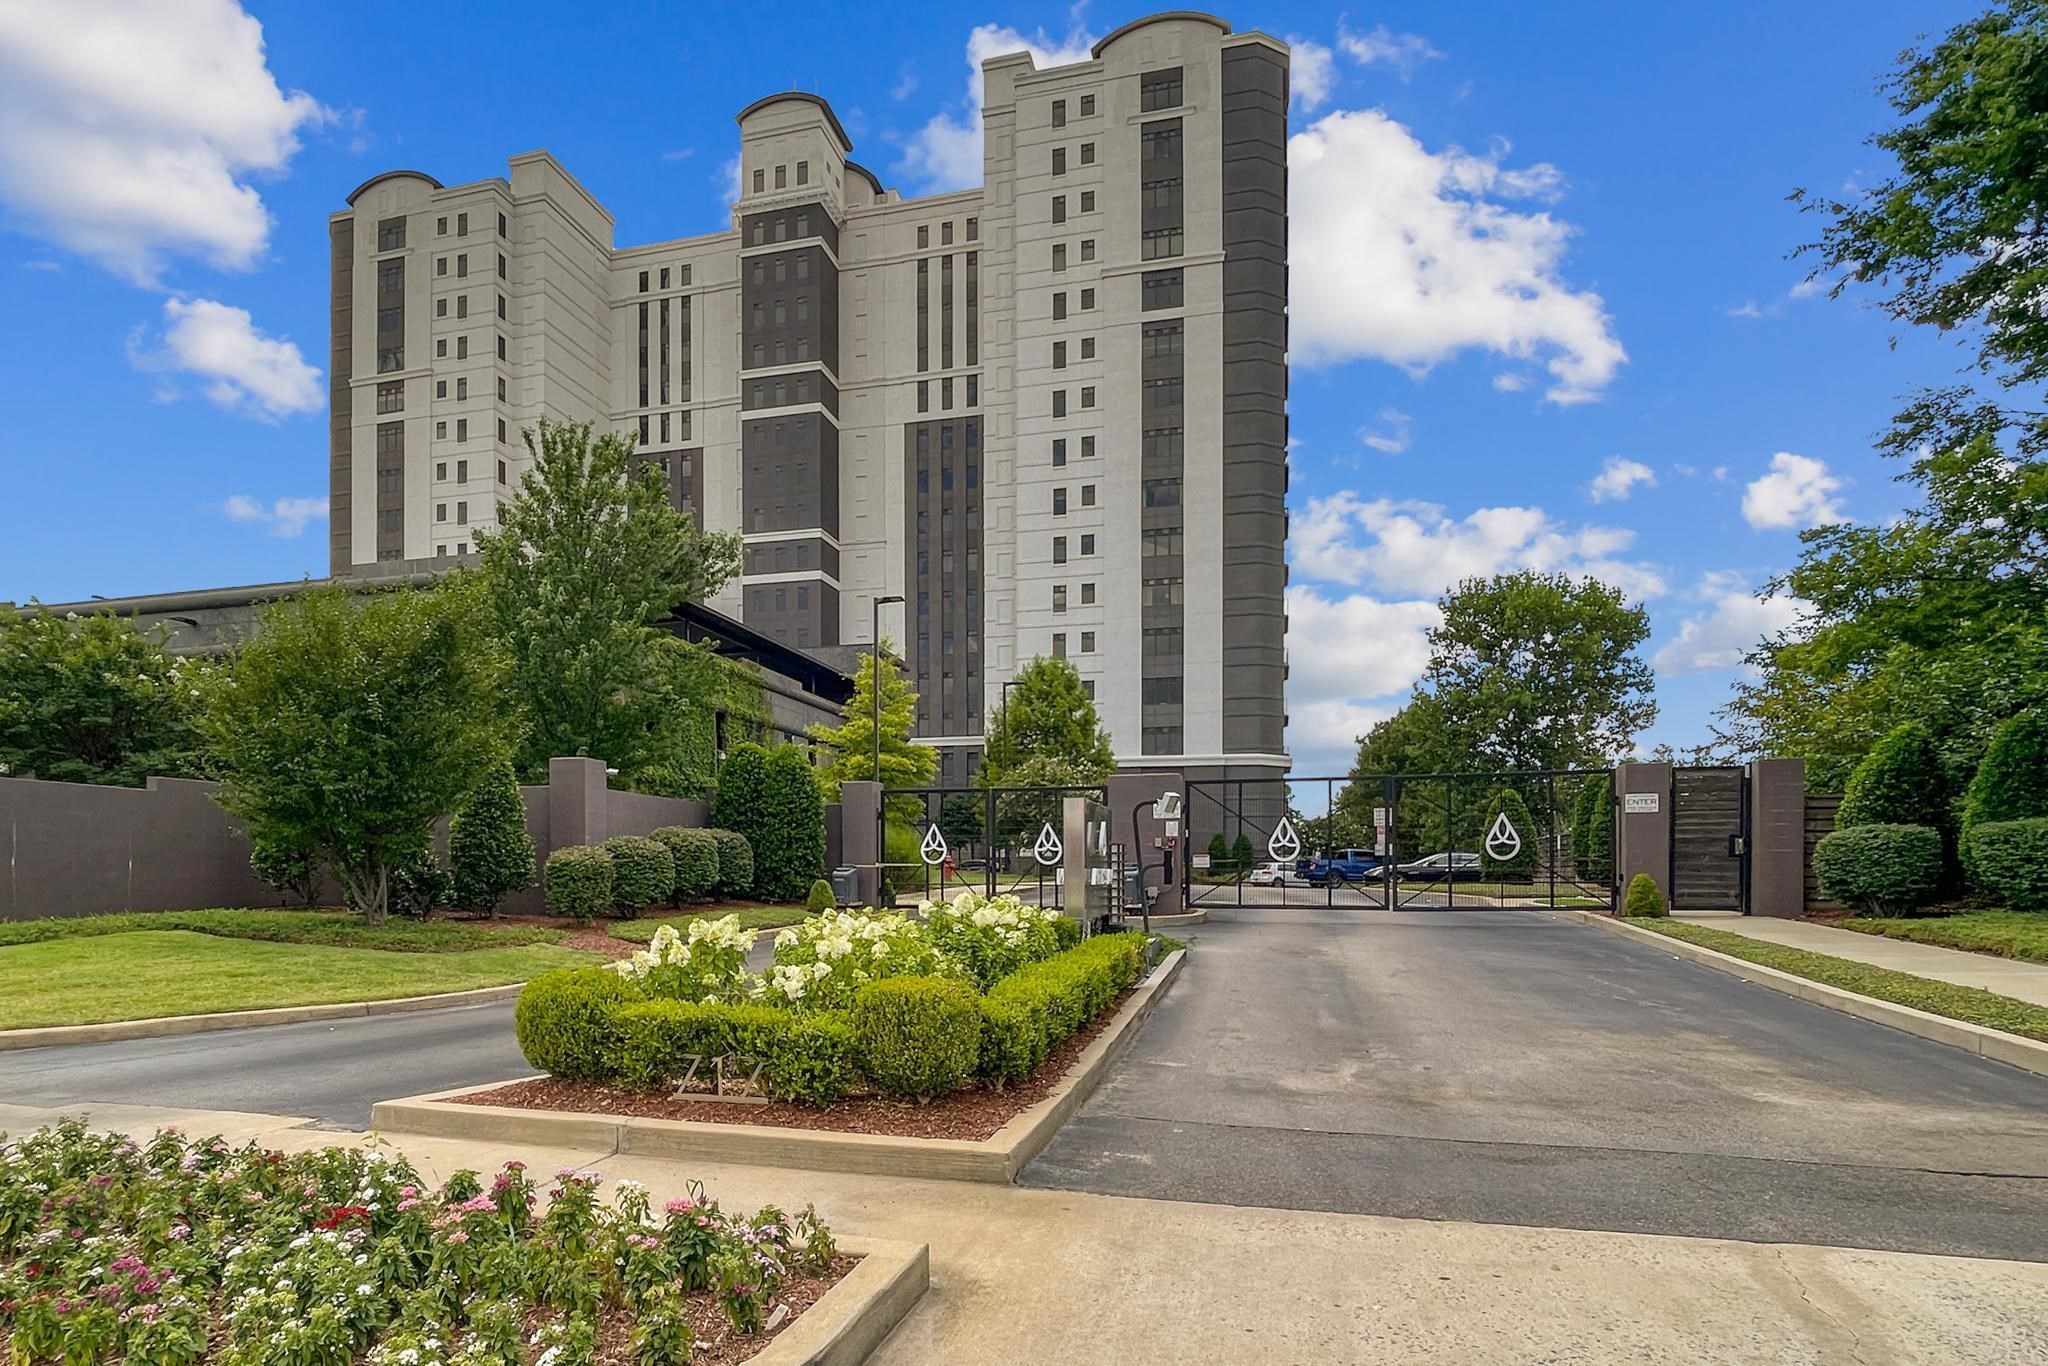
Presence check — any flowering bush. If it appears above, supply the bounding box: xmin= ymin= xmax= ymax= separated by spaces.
xmin=920 ymin=890 xmax=1066 ymax=990
xmin=609 ymin=917 xmax=758 ymax=1004
xmin=0 ymin=1120 xmax=840 ymax=1365
xmin=764 ymin=908 xmax=958 ymax=1012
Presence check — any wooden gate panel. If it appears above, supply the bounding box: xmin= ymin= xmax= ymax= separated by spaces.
xmin=1671 ymin=768 xmax=1744 ymax=911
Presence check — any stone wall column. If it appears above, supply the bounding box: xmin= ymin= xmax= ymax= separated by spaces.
xmin=547 ymin=757 xmax=610 ymax=850
xmin=1748 ymin=757 xmax=1807 ymax=919
xmin=840 ymin=780 xmax=881 ymax=906
xmin=1614 ymin=762 xmax=1673 ymax=906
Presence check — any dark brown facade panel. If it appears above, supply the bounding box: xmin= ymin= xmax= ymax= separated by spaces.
xmin=329 ymin=218 xmax=354 ymax=576
xmin=742 ymin=579 xmax=839 ymax=649
xmin=743 ymin=537 xmax=841 ymax=579
xmin=904 ymin=418 xmax=984 ymax=739
xmin=1219 ymin=42 xmax=1290 ymax=758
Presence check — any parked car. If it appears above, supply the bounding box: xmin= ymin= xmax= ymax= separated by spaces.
xmin=1394 ymin=852 xmax=1484 ymax=882
xmin=1301 ymin=848 xmax=1384 ymax=885
xmin=1247 ymin=861 xmax=1300 ymax=886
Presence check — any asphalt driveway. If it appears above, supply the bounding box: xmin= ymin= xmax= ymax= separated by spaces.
xmin=1020 ymin=906 xmax=2048 ymax=1261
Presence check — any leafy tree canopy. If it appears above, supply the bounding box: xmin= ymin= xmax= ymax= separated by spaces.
xmin=809 ymin=641 xmax=937 ymax=815
xmin=0 ymin=607 xmax=207 ymax=787
xmin=200 ymin=581 xmax=513 ymax=925
xmin=476 ymin=419 xmax=741 ymax=787
xmin=980 ymin=656 xmax=1116 ymax=785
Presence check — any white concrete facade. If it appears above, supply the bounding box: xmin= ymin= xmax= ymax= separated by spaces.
xmin=329 ymin=11 xmax=1289 ymax=786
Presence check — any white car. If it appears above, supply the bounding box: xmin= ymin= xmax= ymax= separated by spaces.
xmin=1247 ymin=861 xmax=1298 ymax=886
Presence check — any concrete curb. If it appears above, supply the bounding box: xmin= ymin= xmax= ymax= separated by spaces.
xmin=0 ymin=984 xmax=524 ymax=1053
xmin=372 ymin=949 xmax=1187 ymax=1183
xmin=1133 ymin=909 xmax=1207 ymax=928
xmin=756 ymin=1235 xmax=928 ymax=1366
xmin=1559 ymin=911 xmax=2048 ymax=1079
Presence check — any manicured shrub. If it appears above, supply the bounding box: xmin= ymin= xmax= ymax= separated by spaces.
xmin=1964 ymin=709 xmax=2048 ymax=832
xmin=976 ymin=933 xmax=1146 ymax=1083
xmin=806 ymin=878 xmax=836 ymax=913
xmin=1838 ymin=721 xmax=1948 ymax=831
xmin=1230 ymin=832 xmax=1255 ymax=873
xmin=514 ymin=967 xmax=643 ymax=1081
xmin=1479 ymin=788 xmax=1538 ymax=878
xmin=449 ymin=762 xmax=536 ymax=915
xmin=924 ymin=889 xmax=1064 ymax=990
xmin=385 ymin=846 xmax=452 ymax=919
xmin=708 ymin=828 xmax=754 ymax=899
xmin=250 ymin=834 xmax=322 ymax=908
xmin=603 ymin=835 xmax=674 ymax=914
xmin=1814 ymin=824 xmax=1943 ymax=914
xmin=852 ymin=976 xmax=982 ymax=1101
xmin=1206 ymin=833 xmax=1230 ymax=875
xmin=544 ymin=844 xmax=614 ymax=920
xmin=613 ymin=999 xmax=854 ymax=1105
xmin=1050 ymin=913 xmax=1083 ymax=951
xmin=758 ymin=746 xmax=828 ymax=902
xmin=1573 ymin=780 xmax=1613 ymax=884
xmin=1624 ymin=871 xmax=1666 ymax=918
xmin=652 ymin=826 xmax=721 ymax=902
xmin=1960 ymin=819 xmax=2048 ymax=912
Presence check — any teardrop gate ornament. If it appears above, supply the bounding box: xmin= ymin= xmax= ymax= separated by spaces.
xmin=919 ymin=823 xmax=950 ymax=866
xmin=1033 ymin=821 xmax=1064 ymax=866
xmin=1484 ymin=811 xmax=1522 ymax=861
xmin=1267 ymin=816 xmax=1302 ymax=862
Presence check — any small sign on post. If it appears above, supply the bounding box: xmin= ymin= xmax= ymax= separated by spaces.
xmin=1623 ymin=792 xmax=1660 ymax=815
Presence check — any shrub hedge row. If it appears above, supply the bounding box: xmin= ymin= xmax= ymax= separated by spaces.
xmin=1962 ymin=818 xmax=2048 ymax=912
xmin=513 ymin=930 xmax=1157 ymax=1104
xmin=542 ymin=828 xmax=755 ymax=919
xmin=1813 ymin=823 xmax=1943 ymax=914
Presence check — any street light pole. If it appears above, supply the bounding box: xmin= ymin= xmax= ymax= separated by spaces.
xmin=871 ymin=594 xmax=905 ymax=790
xmin=1000 ymin=678 xmax=1019 ymax=769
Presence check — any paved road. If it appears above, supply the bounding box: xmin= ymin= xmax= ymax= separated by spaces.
xmin=1020 ymin=906 xmax=2048 ymax=1262
xmin=0 ymin=1000 xmax=528 ymax=1130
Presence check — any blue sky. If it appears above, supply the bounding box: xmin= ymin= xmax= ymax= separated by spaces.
xmin=0 ymin=1 xmax=1977 ymax=774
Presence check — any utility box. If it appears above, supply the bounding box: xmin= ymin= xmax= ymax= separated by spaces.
xmin=830 ymin=866 xmax=859 ymax=907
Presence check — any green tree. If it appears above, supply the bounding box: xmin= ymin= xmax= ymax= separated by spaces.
xmin=476 ymin=419 xmax=740 ymax=787
xmin=712 ymin=742 xmax=826 ymax=901
xmin=449 ymin=761 xmax=536 ymax=915
xmin=1964 ymin=709 xmax=2048 ymax=832
xmin=988 ymin=754 xmax=1105 ymax=847
xmin=1206 ymin=832 xmax=1230 ymax=875
xmin=250 ymin=834 xmax=322 ymax=908
xmin=1837 ymin=722 xmax=1949 ymax=831
xmin=1231 ymin=832 xmax=1256 ymax=873
xmin=200 ymin=582 xmax=513 ymax=925
xmin=938 ymin=791 xmax=985 ymax=852
xmin=980 ymin=657 xmax=1116 ymax=785
xmin=1573 ymin=779 xmax=1613 ymax=885
xmin=809 ymin=643 xmax=937 ymax=823
xmin=0 ymin=607 xmax=206 ymax=787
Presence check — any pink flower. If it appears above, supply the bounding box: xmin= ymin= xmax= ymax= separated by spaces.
xmin=445 ymin=1230 xmax=469 ymax=1245
xmin=663 ymin=1198 xmax=696 ymax=1214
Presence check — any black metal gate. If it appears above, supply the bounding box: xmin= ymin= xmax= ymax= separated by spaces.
xmin=1669 ymin=765 xmax=1749 ymax=912
xmin=881 ymin=783 xmax=1110 ymax=909
xmin=1183 ymin=771 xmax=1617 ymax=912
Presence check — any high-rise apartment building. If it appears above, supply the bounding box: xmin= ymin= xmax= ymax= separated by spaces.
xmin=328 ymin=11 xmax=1289 ymax=790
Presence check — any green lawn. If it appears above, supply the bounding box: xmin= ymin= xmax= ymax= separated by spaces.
xmin=1838 ymin=910 xmax=2048 ymax=965
xmin=1623 ymin=917 xmax=2048 ymax=1044
xmin=607 ymin=904 xmax=809 ymax=944
xmin=0 ymin=931 xmax=598 ymax=1029
xmin=0 ymin=909 xmax=566 ymax=953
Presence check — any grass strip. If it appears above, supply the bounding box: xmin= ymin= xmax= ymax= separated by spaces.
xmin=0 ymin=931 xmax=598 ymax=1029
xmin=1624 ymin=917 xmax=2048 ymax=1044
xmin=1838 ymin=910 xmax=2048 ymax=965
xmin=607 ymin=905 xmax=809 ymax=943
xmin=0 ymin=909 xmax=565 ymax=954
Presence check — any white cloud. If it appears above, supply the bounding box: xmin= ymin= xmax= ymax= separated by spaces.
xmin=1789 ymin=276 xmax=1828 ymax=300
xmin=131 ymin=296 xmax=321 ymax=420
xmin=223 ymin=493 xmax=326 ymax=537
xmin=0 ymin=0 xmax=329 ymax=284
xmin=1358 ymin=407 xmax=1412 ymax=454
xmin=891 ymin=62 xmax=919 ymax=101
xmin=1742 ymin=452 xmax=1844 ymax=530
xmin=1726 ymin=300 xmax=1764 ymax=319
xmin=1492 ymin=373 xmax=1529 ymax=393
xmin=1293 ymin=491 xmax=1667 ymax=601
xmin=1283 ymin=585 xmax=1440 ymax=774
xmin=1653 ymin=574 xmax=1807 ymax=674
xmin=659 ymin=147 xmax=694 ymax=163
xmin=1587 ymin=456 xmax=1656 ymax=503
xmin=1288 ymin=37 xmax=1338 ymax=112
xmin=716 ymin=152 xmax=742 ymax=208
xmin=1337 ymin=23 xmax=1444 ymax=77
xmin=1289 ymin=109 xmax=1624 ymax=404
xmin=898 ymin=22 xmax=1096 ymax=193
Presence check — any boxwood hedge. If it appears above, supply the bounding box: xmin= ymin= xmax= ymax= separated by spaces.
xmin=1961 ymin=818 xmax=2048 ymax=912
xmin=602 ymin=835 xmax=673 ymax=913
xmin=543 ymin=845 xmax=613 ymax=920
xmin=1813 ymin=823 xmax=1942 ymax=914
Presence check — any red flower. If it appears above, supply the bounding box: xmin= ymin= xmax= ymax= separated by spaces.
xmin=315 ymin=1204 xmax=370 ymax=1230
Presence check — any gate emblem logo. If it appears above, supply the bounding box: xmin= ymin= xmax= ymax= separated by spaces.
xmin=919 ymin=823 xmax=949 ymax=866
xmin=1484 ymin=812 xmax=1522 ymax=861
xmin=1033 ymin=821 xmax=1064 ymax=866
xmin=1267 ymin=816 xmax=1302 ymax=862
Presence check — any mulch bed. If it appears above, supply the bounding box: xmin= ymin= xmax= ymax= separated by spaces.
xmin=567 ymin=1254 xmax=859 ymax=1366
xmin=454 ymin=989 xmax=1133 ymax=1141
xmin=559 ymin=925 xmax=638 ymax=959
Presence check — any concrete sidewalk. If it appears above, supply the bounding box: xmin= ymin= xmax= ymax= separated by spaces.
xmin=1681 ymin=915 xmax=2048 ymax=1008
xmin=6 ymin=1099 xmax=2045 ymax=1365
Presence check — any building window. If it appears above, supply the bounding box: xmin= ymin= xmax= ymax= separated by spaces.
xmin=1081 ymin=287 xmax=1096 ymax=310
xmin=1053 ymin=487 xmax=1068 ymax=515
xmin=639 ymin=270 xmax=649 ymax=292
xmin=497 ymin=418 xmax=508 ymax=443
xmin=457 ymin=458 xmax=468 ymax=482
xmin=1080 ymin=94 xmax=1096 ymax=116
xmin=917 ymin=381 xmax=930 ymax=413
xmin=1053 ymin=536 xmax=1068 ymax=564
xmin=497 ymin=459 xmax=508 ymax=483
xmin=1053 ymin=243 xmax=1066 ymax=272
xmin=1141 ymin=66 xmax=1183 ymax=111
xmin=436 ymin=503 xmax=447 ymax=523
xmin=455 ymin=253 xmax=467 ymax=278
xmin=456 ymin=295 xmax=468 ymax=318
xmin=375 ymin=381 xmax=403 ymax=414
xmin=1082 ymin=582 xmax=1096 ymax=605
xmin=456 ymin=418 xmax=468 ymax=442
xmin=1082 ymin=484 xmax=1096 ymax=507
xmin=966 ymin=216 xmax=978 ymax=240
xmin=1081 ymin=631 xmax=1096 ymax=653
xmin=967 ymin=374 xmax=979 ymax=405
xmin=456 ymin=377 xmax=468 ymax=400
xmin=1053 ymin=390 xmax=1067 ymax=418
xmin=1143 ymin=227 xmax=1185 ymax=260
xmin=436 ymin=421 xmax=447 ymax=439
xmin=1080 ymin=142 xmax=1095 ymax=164
xmin=497 ymin=336 xmax=507 ymax=360
xmin=456 ymin=336 xmax=468 ymax=359
xmin=437 ymin=216 xmax=448 ymax=236
xmin=1052 ymin=99 xmax=1067 ymax=127
xmin=1082 ymin=435 xmax=1095 ymax=459
xmin=1142 ymin=269 xmax=1184 ymax=310
xmin=942 ymin=220 xmax=954 ymax=245
xmin=1053 ymin=195 xmax=1066 ymax=225
xmin=796 ymin=160 xmax=809 ymax=185
xmin=1052 ymin=633 xmax=1067 ymax=659
xmin=1052 ymin=146 xmax=1066 ymax=175
xmin=457 ymin=212 xmax=468 ymax=236
xmin=1081 ymin=190 xmax=1096 ymax=214
xmin=775 ymin=164 xmax=787 ymax=189
xmin=436 ymin=256 xmax=447 ymax=277
xmin=498 ymin=212 xmax=508 ymax=236
xmin=1053 ymin=584 xmax=1068 ymax=612
xmin=377 ymin=217 xmax=405 ymax=251
xmin=1080 ymin=386 xmax=1095 ymax=408
xmin=752 ymin=168 xmax=765 ymax=194
xmin=1052 ymin=438 xmax=1067 ymax=467
xmin=1053 ymin=340 xmax=1067 ymax=369
xmin=1081 ymin=337 xmax=1095 ymax=359
xmin=1080 ymin=238 xmax=1095 ymax=262
xmin=1053 ymin=292 xmax=1067 ymax=321
xmin=497 ymin=254 xmax=507 ymax=278
xmin=497 ymin=294 xmax=507 ymax=319
xmin=436 ymin=298 xmax=447 ymax=318
xmin=1081 ymin=533 xmax=1095 ymax=555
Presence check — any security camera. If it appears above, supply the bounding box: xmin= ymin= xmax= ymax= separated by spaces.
xmin=1153 ymin=791 xmax=1184 ymax=821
